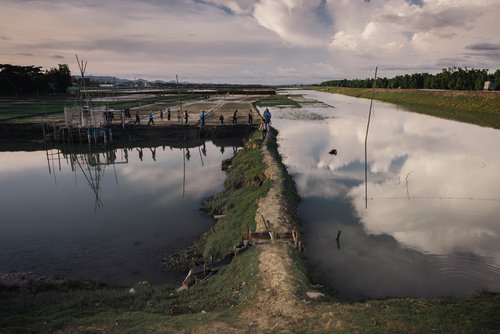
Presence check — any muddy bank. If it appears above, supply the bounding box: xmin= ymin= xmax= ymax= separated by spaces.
xmin=0 ymin=122 xmax=256 ymax=151
xmin=0 ymin=272 xmax=107 ymax=293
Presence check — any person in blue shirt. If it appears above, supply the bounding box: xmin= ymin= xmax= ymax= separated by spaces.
xmin=148 ymin=111 xmax=154 ymax=126
xmin=200 ymin=110 xmax=206 ymax=126
xmin=263 ymin=108 xmax=271 ymax=129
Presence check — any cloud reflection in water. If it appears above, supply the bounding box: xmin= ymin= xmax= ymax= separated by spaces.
xmin=272 ymin=90 xmax=500 ymax=300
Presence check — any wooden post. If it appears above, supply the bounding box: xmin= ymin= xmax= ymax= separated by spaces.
xmin=365 ymin=66 xmax=378 ymax=210
xmin=271 ymin=231 xmax=276 ymax=244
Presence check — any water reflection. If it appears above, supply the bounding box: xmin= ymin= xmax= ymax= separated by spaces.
xmin=271 ymin=90 xmax=500 ymax=300
xmin=41 ymin=141 xmax=240 ymax=208
xmin=0 ymin=140 xmax=240 ymax=285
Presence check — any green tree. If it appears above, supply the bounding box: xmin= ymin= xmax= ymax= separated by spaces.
xmin=46 ymin=64 xmax=72 ymax=93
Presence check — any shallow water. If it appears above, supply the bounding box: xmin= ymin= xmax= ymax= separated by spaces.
xmin=0 ymin=141 xmax=239 ymax=286
xmin=271 ymin=90 xmax=500 ymax=301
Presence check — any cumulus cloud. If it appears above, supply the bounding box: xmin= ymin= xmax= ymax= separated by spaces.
xmin=253 ymin=0 xmax=333 ymax=47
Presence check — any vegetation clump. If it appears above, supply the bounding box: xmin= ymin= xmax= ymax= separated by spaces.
xmin=200 ymin=132 xmax=271 ymax=259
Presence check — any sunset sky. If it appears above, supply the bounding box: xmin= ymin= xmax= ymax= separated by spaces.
xmin=1 ymin=0 xmax=499 ymax=84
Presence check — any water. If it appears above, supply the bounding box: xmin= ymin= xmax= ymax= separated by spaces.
xmin=271 ymin=90 xmax=500 ymax=301
xmin=0 ymin=141 xmax=240 ymax=286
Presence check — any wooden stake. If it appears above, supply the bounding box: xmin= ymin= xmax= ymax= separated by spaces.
xmin=364 ymin=66 xmax=378 ymax=210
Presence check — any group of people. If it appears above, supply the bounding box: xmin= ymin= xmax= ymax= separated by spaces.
xmin=134 ymin=108 xmax=172 ymax=125
xmin=131 ymin=107 xmax=272 ymax=134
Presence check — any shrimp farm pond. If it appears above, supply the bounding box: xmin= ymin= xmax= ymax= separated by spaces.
xmin=0 ymin=139 xmax=242 ymax=286
xmin=272 ymin=90 xmax=500 ymax=301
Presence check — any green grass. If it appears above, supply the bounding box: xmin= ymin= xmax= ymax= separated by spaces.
xmin=314 ymin=87 xmax=500 ymax=129
xmin=0 ymin=95 xmax=76 ymax=121
xmin=200 ymin=131 xmax=270 ymax=259
xmin=295 ymin=292 xmax=500 ymax=333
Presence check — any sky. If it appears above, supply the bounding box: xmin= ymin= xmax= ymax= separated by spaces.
xmin=1 ymin=0 xmax=500 ymax=84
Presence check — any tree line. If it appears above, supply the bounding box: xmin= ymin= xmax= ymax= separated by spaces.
xmin=321 ymin=67 xmax=500 ymax=91
xmin=0 ymin=64 xmax=72 ymax=96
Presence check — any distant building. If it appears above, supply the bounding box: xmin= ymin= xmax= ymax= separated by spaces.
xmin=483 ymin=81 xmax=496 ymax=91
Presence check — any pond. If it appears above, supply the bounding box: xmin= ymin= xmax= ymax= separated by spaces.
xmin=0 ymin=140 xmax=240 ymax=286
xmin=271 ymin=90 xmax=500 ymax=301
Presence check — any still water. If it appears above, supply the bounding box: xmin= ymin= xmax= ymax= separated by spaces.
xmin=0 ymin=141 xmax=239 ymax=286
xmin=272 ymin=90 xmax=500 ymax=301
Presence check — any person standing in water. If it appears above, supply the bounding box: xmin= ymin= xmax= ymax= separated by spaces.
xmin=219 ymin=114 xmax=224 ymax=125
xmin=248 ymin=110 xmax=253 ymax=124
xmin=184 ymin=110 xmax=189 ymax=124
xmin=167 ymin=107 xmax=171 ymax=121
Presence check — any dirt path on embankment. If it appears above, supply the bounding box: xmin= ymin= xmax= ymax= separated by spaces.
xmin=237 ymin=128 xmax=310 ymax=330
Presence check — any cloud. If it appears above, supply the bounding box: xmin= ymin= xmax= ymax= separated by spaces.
xmin=0 ymin=0 xmax=499 ymax=83
xmin=193 ymin=0 xmax=256 ymax=15
xmin=16 ymin=52 xmax=34 ymax=56
xmin=50 ymin=54 xmax=65 ymax=59
xmin=466 ymin=42 xmax=500 ymax=51
xmin=253 ymin=0 xmax=333 ymax=47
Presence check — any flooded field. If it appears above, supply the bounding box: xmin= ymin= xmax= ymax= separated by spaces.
xmin=0 ymin=140 xmax=240 ymax=286
xmin=271 ymin=90 xmax=500 ymax=301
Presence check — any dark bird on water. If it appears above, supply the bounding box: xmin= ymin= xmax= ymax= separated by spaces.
xmin=328 ymin=149 xmax=337 ymax=155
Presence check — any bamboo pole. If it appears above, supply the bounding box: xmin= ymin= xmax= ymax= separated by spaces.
xmin=364 ymin=66 xmax=378 ymax=210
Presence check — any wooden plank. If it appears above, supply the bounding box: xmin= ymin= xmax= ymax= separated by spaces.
xmin=243 ymin=232 xmax=294 ymax=241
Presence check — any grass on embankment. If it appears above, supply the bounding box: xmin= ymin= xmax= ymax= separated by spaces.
xmin=200 ymin=131 xmax=271 ymax=260
xmin=299 ymin=292 xmax=500 ymax=333
xmin=314 ymin=87 xmax=500 ymax=129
